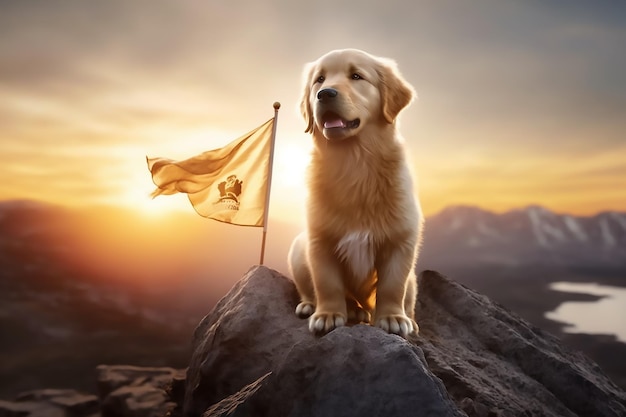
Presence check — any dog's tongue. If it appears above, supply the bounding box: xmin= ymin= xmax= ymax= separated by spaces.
xmin=324 ymin=117 xmax=346 ymax=129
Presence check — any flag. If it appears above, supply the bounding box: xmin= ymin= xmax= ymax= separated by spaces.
xmin=147 ymin=118 xmax=274 ymax=227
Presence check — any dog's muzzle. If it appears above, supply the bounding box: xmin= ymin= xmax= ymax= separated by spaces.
xmin=315 ymin=88 xmax=360 ymax=137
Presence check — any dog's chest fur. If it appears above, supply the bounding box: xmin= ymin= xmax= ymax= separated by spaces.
xmin=334 ymin=231 xmax=375 ymax=279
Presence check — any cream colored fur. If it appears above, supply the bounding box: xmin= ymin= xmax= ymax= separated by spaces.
xmin=288 ymin=49 xmax=423 ymax=338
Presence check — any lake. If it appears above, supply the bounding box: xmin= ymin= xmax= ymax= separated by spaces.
xmin=545 ymin=282 xmax=626 ymax=343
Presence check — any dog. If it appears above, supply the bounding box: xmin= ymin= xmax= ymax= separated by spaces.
xmin=288 ymin=49 xmax=423 ymax=338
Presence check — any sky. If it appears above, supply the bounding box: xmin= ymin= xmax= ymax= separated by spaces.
xmin=1 ymin=0 xmax=625 ymax=227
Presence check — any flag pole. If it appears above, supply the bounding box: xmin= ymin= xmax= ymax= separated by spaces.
xmin=259 ymin=102 xmax=280 ymax=265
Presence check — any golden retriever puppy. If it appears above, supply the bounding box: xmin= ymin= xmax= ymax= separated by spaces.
xmin=288 ymin=49 xmax=423 ymax=338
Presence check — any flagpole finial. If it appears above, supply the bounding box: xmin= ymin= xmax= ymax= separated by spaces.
xmin=273 ymin=102 xmax=281 ymax=110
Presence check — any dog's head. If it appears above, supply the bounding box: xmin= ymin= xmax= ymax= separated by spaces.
xmin=300 ymin=49 xmax=415 ymax=141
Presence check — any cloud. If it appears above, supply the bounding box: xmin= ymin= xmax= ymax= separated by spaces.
xmin=0 ymin=0 xmax=624 ymax=214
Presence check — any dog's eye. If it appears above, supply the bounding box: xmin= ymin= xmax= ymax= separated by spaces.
xmin=315 ymin=75 xmax=325 ymax=84
xmin=351 ymin=73 xmax=362 ymax=80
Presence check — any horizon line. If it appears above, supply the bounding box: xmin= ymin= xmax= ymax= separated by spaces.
xmin=0 ymin=198 xmax=624 ymax=219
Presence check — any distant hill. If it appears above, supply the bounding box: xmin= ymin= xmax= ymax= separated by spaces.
xmin=2 ymin=199 xmax=624 ymax=286
xmin=421 ymin=205 xmax=626 ymax=270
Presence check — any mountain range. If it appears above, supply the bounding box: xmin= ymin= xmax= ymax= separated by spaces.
xmin=2 ymin=199 xmax=625 ymax=271
xmin=421 ymin=205 xmax=626 ymax=269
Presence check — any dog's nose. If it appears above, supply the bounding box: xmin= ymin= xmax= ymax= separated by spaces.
xmin=317 ymin=88 xmax=338 ymax=101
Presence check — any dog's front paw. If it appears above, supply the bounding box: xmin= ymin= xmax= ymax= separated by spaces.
xmin=295 ymin=302 xmax=315 ymax=318
xmin=308 ymin=312 xmax=346 ymax=335
xmin=375 ymin=314 xmax=418 ymax=338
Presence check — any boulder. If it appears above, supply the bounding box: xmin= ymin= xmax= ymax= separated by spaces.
xmin=0 ymin=400 xmax=65 ymax=417
xmin=416 ymin=269 xmax=626 ymax=416
xmin=184 ymin=266 xmax=461 ymax=417
xmin=0 ymin=389 xmax=98 ymax=417
xmin=101 ymin=385 xmax=173 ymax=417
xmin=0 ymin=366 xmax=185 ymax=417
xmin=96 ymin=365 xmax=184 ymax=417
xmin=184 ymin=266 xmax=626 ymax=417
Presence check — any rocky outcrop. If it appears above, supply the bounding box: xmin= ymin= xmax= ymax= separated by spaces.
xmin=184 ymin=266 xmax=461 ymax=417
xmin=96 ymin=365 xmax=185 ymax=417
xmin=2 ymin=266 xmax=625 ymax=417
xmin=0 ymin=389 xmax=98 ymax=417
xmin=184 ymin=266 xmax=626 ymax=417
xmin=0 ymin=366 xmax=184 ymax=417
xmin=415 ymin=270 xmax=626 ymax=416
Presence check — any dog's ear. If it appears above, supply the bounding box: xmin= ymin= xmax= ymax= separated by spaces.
xmin=300 ymin=62 xmax=315 ymax=133
xmin=377 ymin=59 xmax=415 ymax=124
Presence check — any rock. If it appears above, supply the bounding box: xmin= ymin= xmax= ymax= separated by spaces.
xmin=166 ymin=370 xmax=186 ymax=417
xmin=184 ymin=266 xmax=626 ymax=417
xmin=0 ymin=367 xmax=185 ymax=417
xmin=0 ymin=389 xmax=97 ymax=417
xmin=0 ymin=399 xmax=63 ymax=417
xmin=95 ymin=365 xmax=183 ymax=399
xmin=184 ymin=266 xmax=463 ymax=417
xmin=101 ymin=385 xmax=174 ymax=417
xmin=415 ymin=269 xmax=626 ymax=417
xmin=96 ymin=365 xmax=184 ymax=417
xmin=15 ymin=389 xmax=99 ymax=417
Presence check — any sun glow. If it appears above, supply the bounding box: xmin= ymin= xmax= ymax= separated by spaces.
xmin=128 ymin=191 xmax=190 ymax=218
xmin=273 ymin=141 xmax=309 ymax=189
xmin=105 ymin=150 xmax=191 ymax=217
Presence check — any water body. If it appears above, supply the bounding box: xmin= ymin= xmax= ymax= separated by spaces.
xmin=545 ymin=282 xmax=626 ymax=343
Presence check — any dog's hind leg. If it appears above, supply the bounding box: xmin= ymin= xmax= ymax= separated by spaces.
xmin=403 ymin=270 xmax=419 ymax=333
xmin=346 ymin=297 xmax=371 ymax=324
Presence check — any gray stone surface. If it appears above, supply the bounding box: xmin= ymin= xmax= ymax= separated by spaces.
xmin=101 ymin=385 xmax=174 ymax=417
xmin=184 ymin=266 xmax=463 ymax=417
xmin=184 ymin=266 xmax=626 ymax=417
xmin=0 ymin=389 xmax=97 ymax=417
xmin=96 ymin=365 xmax=184 ymax=417
xmin=414 ymin=269 xmax=626 ymax=417
xmin=0 ymin=365 xmax=185 ymax=417
xmin=95 ymin=365 xmax=183 ymax=399
xmin=0 ymin=366 xmax=184 ymax=417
